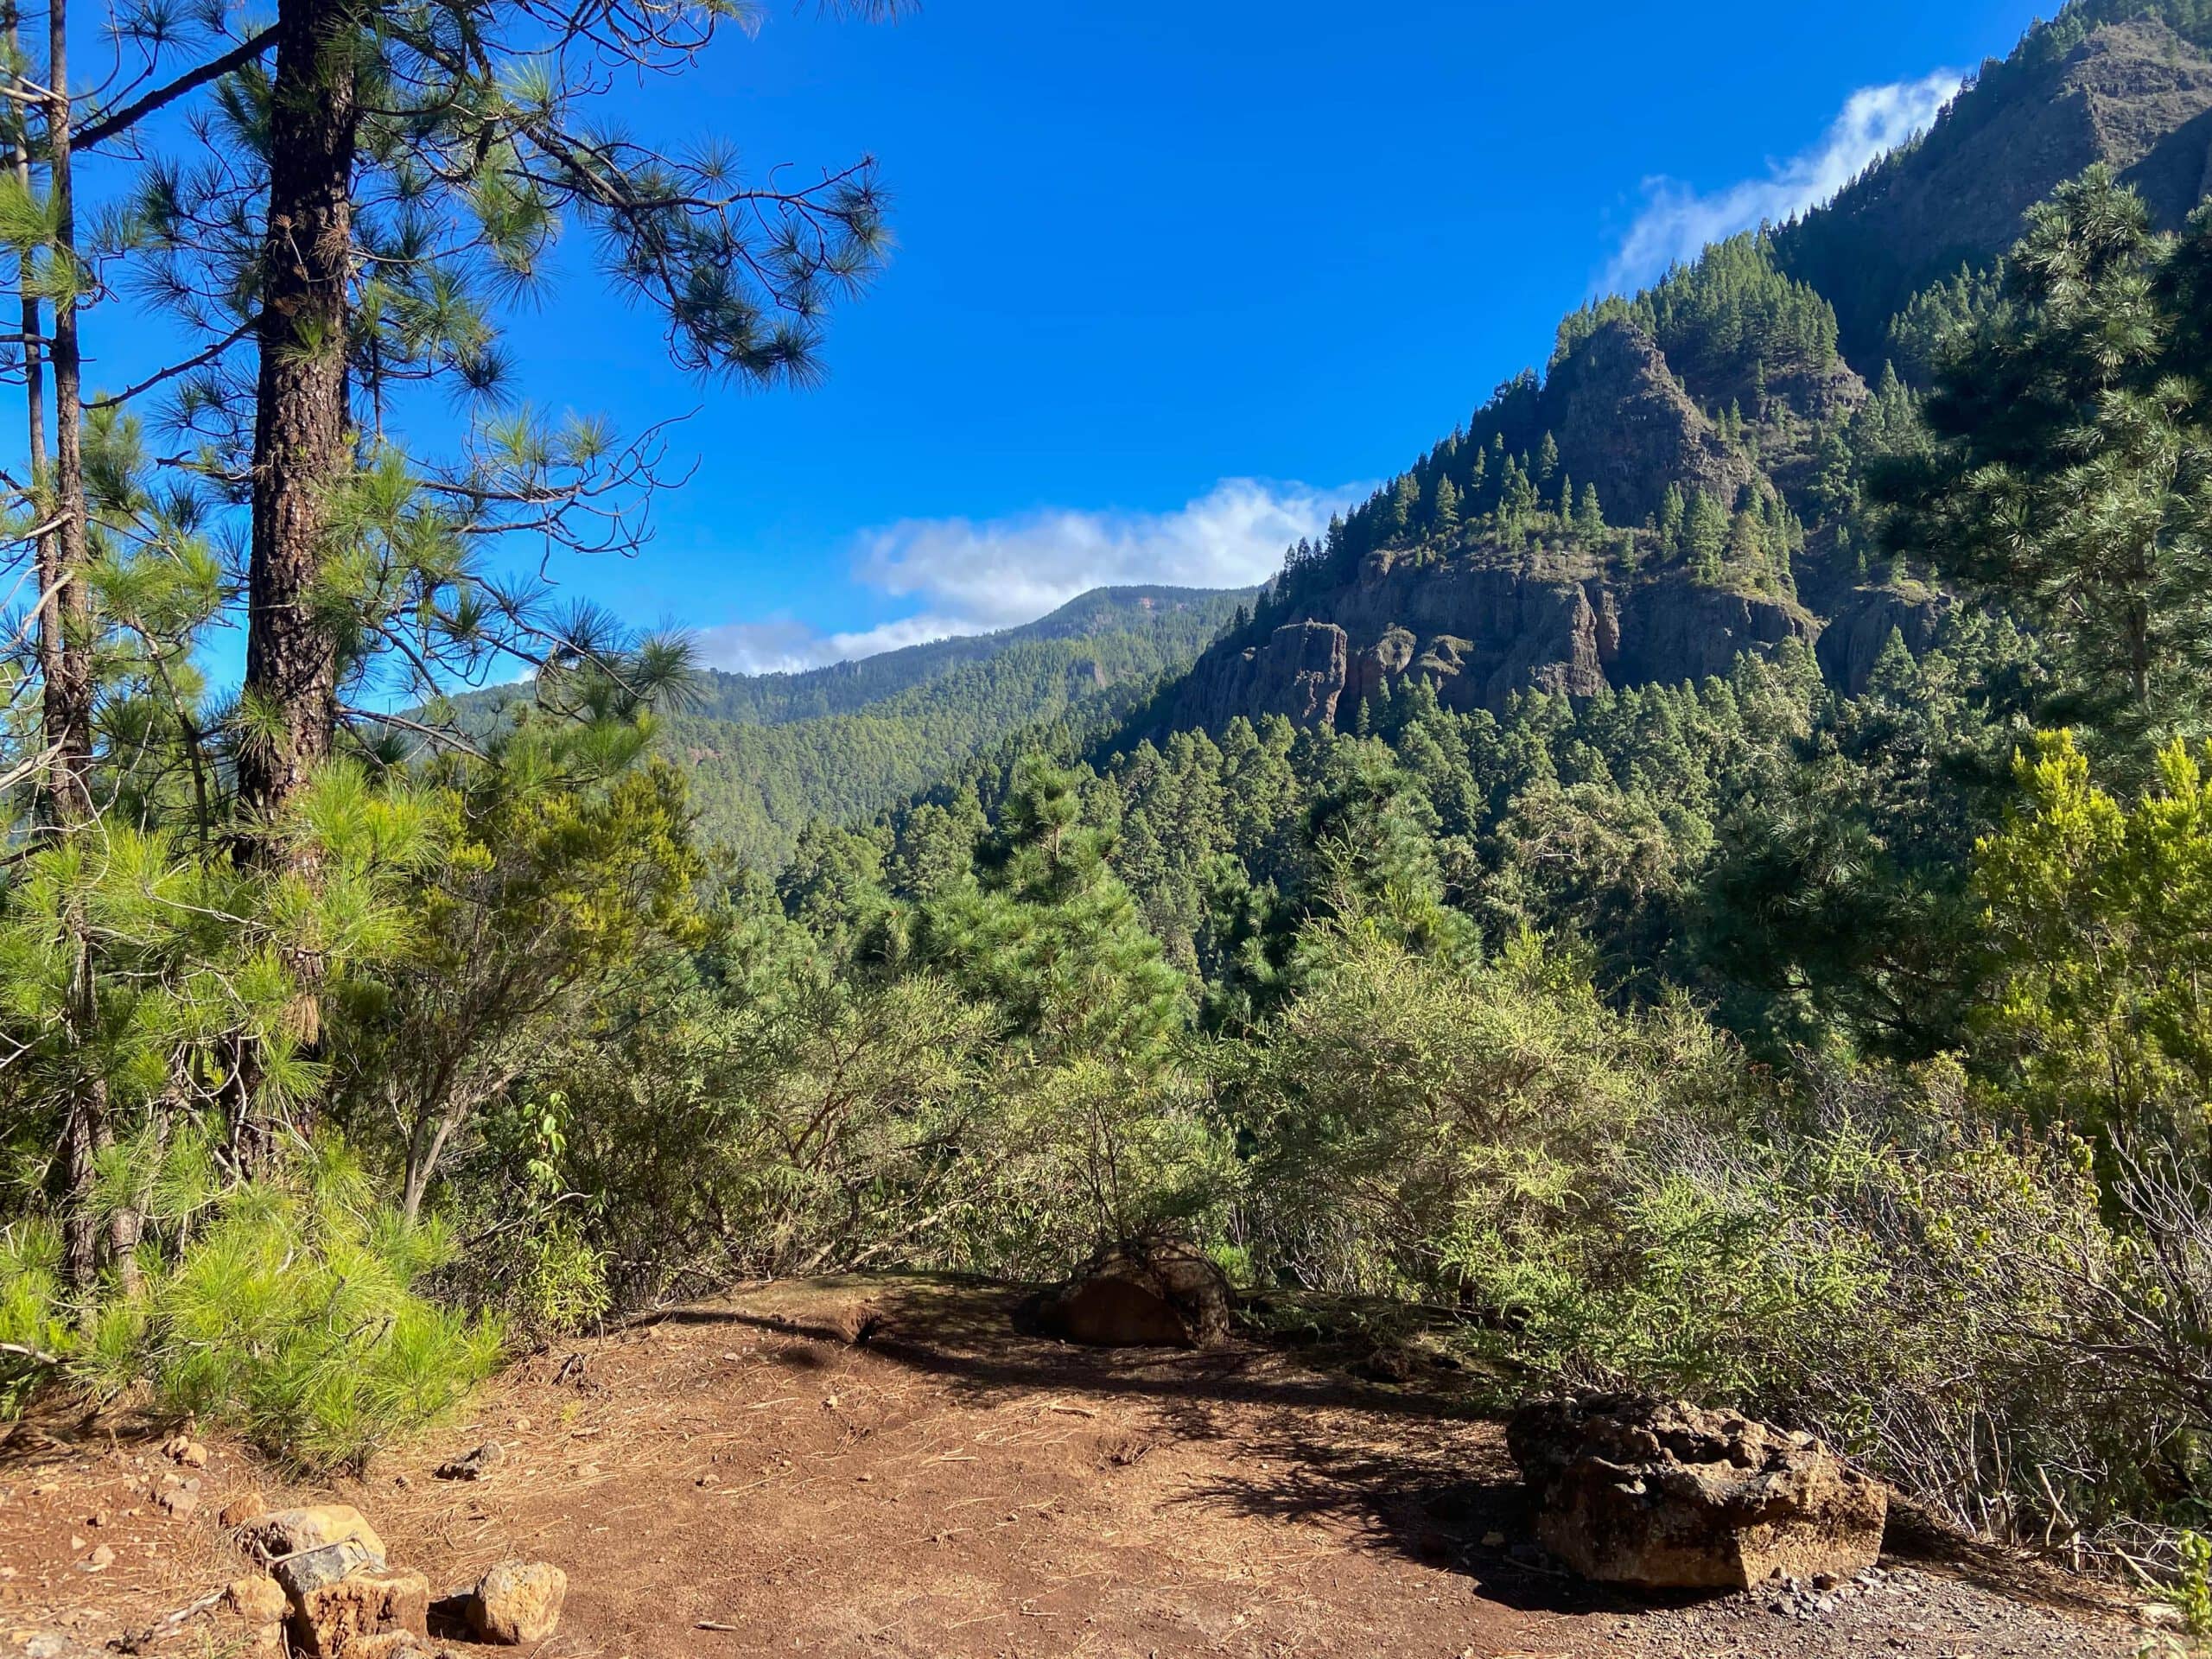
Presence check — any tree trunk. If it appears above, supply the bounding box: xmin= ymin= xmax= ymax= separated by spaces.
xmin=238 ymin=0 xmax=358 ymax=835
xmin=38 ymin=0 xmax=110 ymax=1293
xmin=228 ymin=0 xmax=359 ymax=1172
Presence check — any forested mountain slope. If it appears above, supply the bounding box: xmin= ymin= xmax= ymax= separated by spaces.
xmin=1775 ymin=0 xmax=2212 ymax=369
xmin=1118 ymin=0 xmax=2212 ymax=751
xmin=688 ymin=586 xmax=1242 ymax=726
xmin=665 ymin=587 xmax=1247 ymax=865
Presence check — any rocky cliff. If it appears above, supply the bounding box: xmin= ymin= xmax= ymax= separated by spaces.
xmin=1154 ymin=559 xmax=1815 ymax=734
xmin=1541 ymin=322 xmax=1760 ymax=528
xmin=1777 ymin=14 xmax=2212 ymax=367
xmin=1126 ymin=5 xmax=2212 ymax=749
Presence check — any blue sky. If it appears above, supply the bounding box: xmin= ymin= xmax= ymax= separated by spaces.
xmin=93 ymin=0 xmax=2052 ymax=677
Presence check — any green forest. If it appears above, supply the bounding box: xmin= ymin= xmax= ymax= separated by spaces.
xmin=10 ymin=0 xmax=2212 ymax=1624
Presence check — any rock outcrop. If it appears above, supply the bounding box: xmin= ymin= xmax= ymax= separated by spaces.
xmin=1813 ymin=585 xmax=1951 ymax=695
xmin=1169 ymin=619 xmax=1351 ymax=731
xmin=1541 ymin=321 xmax=1760 ymax=527
xmin=1507 ymin=1394 xmax=1889 ymax=1592
xmin=1032 ymin=1236 xmax=1232 ymax=1349
xmin=1154 ymin=565 xmax=1815 ymax=735
xmin=1780 ymin=17 xmax=2212 ymax=365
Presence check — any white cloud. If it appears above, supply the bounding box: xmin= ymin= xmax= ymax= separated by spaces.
xmin=695 ymin=478 xmax=1365 ymax=675
xmin=1604 ymin=69 xmax=1962 ymax=296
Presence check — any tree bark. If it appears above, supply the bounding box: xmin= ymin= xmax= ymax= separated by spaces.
xmin=238 ymin=0 xmax=358 ymax=835
xmin=227 ymin=0 xmax=359 ymax=1173
xmin=35 ymin=0 xmax=111 ymax=1293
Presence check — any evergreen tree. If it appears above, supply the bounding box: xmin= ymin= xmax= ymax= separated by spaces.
xmin=1388 ymin=473 xmax=1421 ymax=539
xmin=1882 ymin=167 xmax=2212 ymax=750
xmin=1433 ymin=475 xmax=1463 ymax=532
xmin=918 ymin=757 xmax=1189 ymax=1065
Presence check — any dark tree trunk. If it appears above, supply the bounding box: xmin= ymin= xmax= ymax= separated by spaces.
xmin=228 ymin=0 xmax=359 ymax=1173
xmin=39 ymin=0 xmax=111 ymax=1293
xmin=238 ymin=0 xmax=358 ymax=834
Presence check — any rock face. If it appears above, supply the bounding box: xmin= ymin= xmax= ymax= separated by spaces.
xmin=1542 ymin=321 xmax=1759 ymax=528
xmin=1507 ymin=1394 xmax=1889 ymax=1591
xmin=1156 ymin=565 xmax=1815 ymax=735
xmin=1170 ymin=619 xmax=1351 ymax=731
xmin=1814 ymin=585 xmax=1951 ymax=694
xmin=1780 ymin=18 xmax=2212 ymax=365
xmin=1033 ymin=1236 xmax=1232 ymax=1349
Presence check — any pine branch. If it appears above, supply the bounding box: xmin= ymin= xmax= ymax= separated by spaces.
xmin=76 ymin=28 xmax=279 ymax=150
xmin=89 ymin=315 xmax=256 ymax=409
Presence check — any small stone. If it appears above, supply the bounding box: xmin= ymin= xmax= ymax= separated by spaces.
xmin=219 ymin=1490 xmax=270 ymax=1529
xmin=162 ymin=1434 xmax=210 ymax=1467
xmin=1479 ymin=1530 xmax=1506 ymax=1547
xmin=68 ymin=1535 xmax=85 ymax=1551
xmin=79 ymin=1546 xmax=114 ymax=1573
xmin=464 ymin=1560 xmax=567 ymax=1645
xmin=85 ymin=1510 xmax=109 ymax=1529
xmin=225 ymin=1576 xmax=289 ymax=1624
xmin=433 ymin=1442 xmax=504 ymax=1482
xmin=157 ymin=1487 xmax=199 ymax=1521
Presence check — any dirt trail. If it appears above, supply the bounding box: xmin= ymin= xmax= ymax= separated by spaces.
xmin=0 ymin=1276 xmax=2158 ymax=1658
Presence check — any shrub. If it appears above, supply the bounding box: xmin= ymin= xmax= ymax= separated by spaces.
xmin=9 ymin=1142 xmax=499 ymax=1473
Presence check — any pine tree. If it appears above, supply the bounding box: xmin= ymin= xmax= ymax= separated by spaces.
xmin=1684 ymin=490 xmax=1728 ymax=582
xmin=1389 ymin=474 xmax=1421 ymax=539
xmin=919 ymin=757 xmax=1189 ymax=1065
xmin=1576 ymin=482 xmax=1605 ymax=536
xmin=1433 ymin=476 xmax=1462 ymax=532
xmin=1658 ymin=483 xmax=1688 ymax=554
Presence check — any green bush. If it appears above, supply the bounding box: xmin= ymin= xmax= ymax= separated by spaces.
xmin=6 ymin=1144 xmax=499 ymax=1473
xmin=0 ymin=1222 xmax=67 ymax=1414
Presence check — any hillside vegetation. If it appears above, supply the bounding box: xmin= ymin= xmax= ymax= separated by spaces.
xmin=11 ymin=0 xmax=2212 ymax=1623
xmin=664 ymin=588 xmax=1247 ymax=866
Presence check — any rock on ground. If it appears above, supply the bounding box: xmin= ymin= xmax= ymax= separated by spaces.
xmin=1033 ymin=1235 xmax=1232 ymax=1348
xmin=241 ymin=1503 xmax=390 ymax=1567
xmin=289 ymin=1567 xmax=429 ymax=1659
xmin=458 ymin=1560 xmax=567 ymax=1645
xmin=1509 ymin=1393 xmax=1888 ymax=1591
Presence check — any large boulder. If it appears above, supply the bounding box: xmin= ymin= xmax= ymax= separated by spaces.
xmin=1033 ymin=1236 xmax=1231 ymax=1349
xmin=1507 ymin=1393 xmax=1888 ymax=1591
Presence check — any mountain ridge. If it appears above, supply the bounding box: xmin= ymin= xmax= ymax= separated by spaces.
xmin=1101 ymin=1 xmax=2212 ymax=753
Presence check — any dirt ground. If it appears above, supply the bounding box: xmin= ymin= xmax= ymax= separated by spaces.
xmin=0 ymin=1275 xmax=2169 ymax=1658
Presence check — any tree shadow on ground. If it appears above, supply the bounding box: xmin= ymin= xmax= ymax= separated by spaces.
xmin=634 ymin=1276 xmax=2126 ymax=1621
